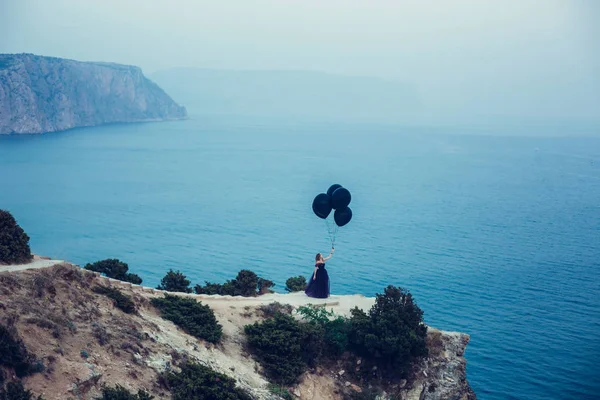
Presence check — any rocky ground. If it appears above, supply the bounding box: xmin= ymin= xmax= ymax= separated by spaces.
xmin=0 ymin=262 xmax=476 ymax=400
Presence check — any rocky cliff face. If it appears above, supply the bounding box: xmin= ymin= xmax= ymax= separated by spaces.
xmin=0 ymin=54 xmax=187 ymax=134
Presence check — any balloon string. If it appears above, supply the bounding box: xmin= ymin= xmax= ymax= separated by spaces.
xmin=332 ymin=224 xmax=338 ymax=249
xmin=325 ymin=218 xmax=335 ymax=249
xmin=325 ymin=218 xmax=338 ymax=249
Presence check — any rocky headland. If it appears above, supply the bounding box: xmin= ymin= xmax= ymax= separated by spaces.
xmin=0 ymin=261 xmax=476 ymax=400
xmin=0 ymin=54 xmax=187 ymax=134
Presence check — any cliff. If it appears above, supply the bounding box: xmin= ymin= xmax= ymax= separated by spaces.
xmin=0 ymin=54 xmax=187 ymax=134
xmin=0 ymin=263 xmax=476 ymax=400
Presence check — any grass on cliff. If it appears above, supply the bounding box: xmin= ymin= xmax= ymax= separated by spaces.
xmin=151 ymin=294 xmax=222 ymax=343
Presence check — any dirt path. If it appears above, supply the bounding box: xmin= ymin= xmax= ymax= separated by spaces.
xmin=0 ymin=255 xmax=65 ymax=273
xmin=1 ymin=257 xmax=376 ymax=317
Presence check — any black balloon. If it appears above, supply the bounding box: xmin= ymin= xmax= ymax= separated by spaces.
xmin=334 ymin=207 xmax=352 ymax=227
xmin=312 ymin=193 xmax=332 ymax=219
xmin=327 ymin=184 xmax=343 ymax=197
xmin=331 ymin=187 xmax=351 ymax=210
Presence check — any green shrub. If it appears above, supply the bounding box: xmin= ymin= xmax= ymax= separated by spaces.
xmin=151 ymin=294 xmax=222 ymax=343
xmin=267 ymin=384 xmax=293 ymax=400
xmin=257 ymin=277 xmax=275 ymax=295
xmin=323 ymin=317 xmax=350 ymax=357
xmin=296 ymin=305 xmax=350 ymax=357
xmin=285 ymin=276 xmax=307 ymax=292
xmin=0 ymin=210 xmax=32 ymax=265
xmin=156 ymin=270 xmax=192 ymax=293
xmin=296 ymin=305 xmax=334 ymax=325
xmin=0 ymin=381 xmax=44 ymax=400
xmin=93 ymin=285 xmax=136 ymax=314
xmin=95 ymin=385 xmax=153 ymax=400
xmin=162 ymin=361 xmax=251 ymax=400
xmin=193 ymin=281 xmax=233 ymax=296
xmin=194 ymin=270 xmax=273 ymax=297
xmin=348 ymin=285 xmax=428 ymax=377
xmin=84 ymin=259 xmax=142 ymax=285
xmin=0 ymin=325 xmax=39 ymax=378
xmin=233 ymin=270 xmax=259 ymax=296
xmin=244 ymin=312 xmax=324 ymax=385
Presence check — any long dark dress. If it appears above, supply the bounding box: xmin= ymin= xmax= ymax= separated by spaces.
xmin=305 ymin=262 xmax=330 ymax=298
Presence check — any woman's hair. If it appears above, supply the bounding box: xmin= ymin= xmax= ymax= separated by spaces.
xmin=315 ymin=253 xmax=322 ymax=262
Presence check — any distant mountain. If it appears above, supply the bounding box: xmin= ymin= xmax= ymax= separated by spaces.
xmin=0 ymin=54 xmax=187 ymax=134
xmin=151 ymin=68 xmax=421 ymax=124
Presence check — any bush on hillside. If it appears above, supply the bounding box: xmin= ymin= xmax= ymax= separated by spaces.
xmin=244 ymin=312 xmax=324 ymax=385
xmin=0 ymin=381 xmax=44 ymax=400
xmin=93 ymin=286 xmax=136 ymax=314
xmin=296 ymin=305 xmax=350 ymax=358
xmin=194 ymin=281 xmax=233 ymax=296
xmin=0 ymin=210 xmax=32 ymax=265
xmin=257 ymin=277 xmax=275 ymax=295
xmin=194 ymin=270 xmax=274 ymax=297
xmin=95 ymin=385 xmax=153 ymax=400
xmin=232 ymin=270 xmax=258 ymax=296
xmin=267 ymin=384 xmax=293 ymax=400
xmin=348 ymin=285 xmax=428 ymax=377
xmin=0 ymin=324 xmax=41 ymax=378
xmin=244 ymin=285 xmax=428 ymax=384
xmin=156 ymin=270 xmax=192 ymax=293
xmin=84 ymin=259 xmax=142 ymax=285
xmin=161 ymin=361 xmax=252 ymax=400
xmin=285 ymin=276 xmax=307 ymax=292
xmin=151 ymin=294 xmax=222 ymax=343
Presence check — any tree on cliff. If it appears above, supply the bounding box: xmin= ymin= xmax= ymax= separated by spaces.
xmin=0 ymin=210 xmax=32 ymax=265
xmin=285 ymin=276 xmax=307 ymax=292
xmin=157 ymin=269 xmax=192 ymax=293
xmin=348 ymin=285 xmax=428 ymax=377
xmin=194 ymin=269 xmax=275 ymax=296
xmin=84 ymin=259 xmax=143 ymax=284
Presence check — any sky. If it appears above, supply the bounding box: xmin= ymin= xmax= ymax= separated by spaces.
xmin=1 ymin=0 xmax=599 ymax=125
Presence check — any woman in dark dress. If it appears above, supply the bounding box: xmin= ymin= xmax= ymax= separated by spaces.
xmin=305 ymin=248 xmax=334 ymax=298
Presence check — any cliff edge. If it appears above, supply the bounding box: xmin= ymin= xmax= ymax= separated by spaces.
xmin=0 ymin=54 xmax=187 ymax=134
xmin=0 ymin=263 xmax=476 ymax=400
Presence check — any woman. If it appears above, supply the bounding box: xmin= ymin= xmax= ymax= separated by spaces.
xmin=305 ymin=248 xmax=334 ymax=298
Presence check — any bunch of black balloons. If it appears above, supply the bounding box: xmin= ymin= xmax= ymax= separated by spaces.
xmin=312 ymin=184 xmax=353 ymax=227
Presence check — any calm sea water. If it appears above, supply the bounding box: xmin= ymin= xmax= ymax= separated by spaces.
xmin=1 ymin=118 xmax=599 ymax=399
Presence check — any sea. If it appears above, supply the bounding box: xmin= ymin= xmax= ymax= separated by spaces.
xmin=1 ymin=117 xmax=599 ymax=400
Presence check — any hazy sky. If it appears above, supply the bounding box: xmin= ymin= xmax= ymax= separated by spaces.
xmin=1 ymin=0 xmax=599 ymax=123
